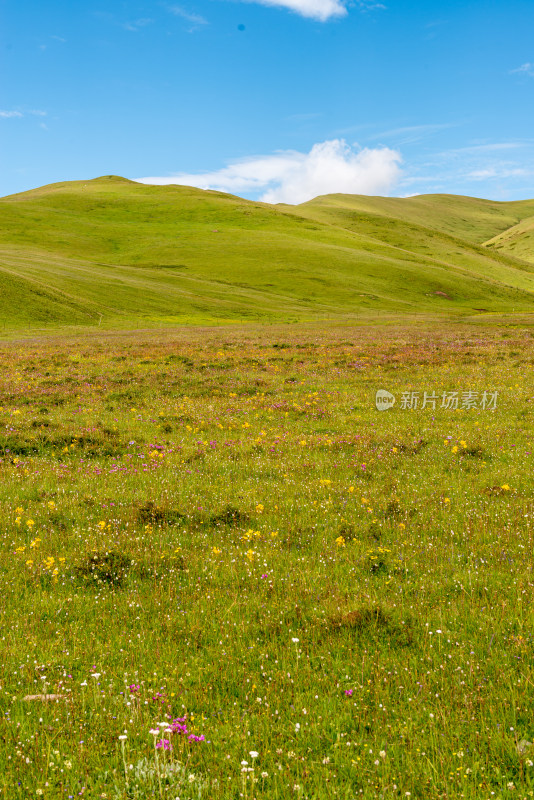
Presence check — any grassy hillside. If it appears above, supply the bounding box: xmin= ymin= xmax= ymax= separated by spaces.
xmin=484 ymin=215 xmax=534 ymax=263
xmin=1 ymin=176 xmax=534 ymax=329
xmin=292 ymin=192 xmax=534 ymax=244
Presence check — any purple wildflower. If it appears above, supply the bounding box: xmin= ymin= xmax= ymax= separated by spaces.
xmin=156 ymin=739 xmax=172 ymax=750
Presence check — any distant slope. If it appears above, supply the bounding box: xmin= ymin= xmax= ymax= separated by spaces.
xmin=290 ymin=193 xmax=534 ymax=244
xmin=484 ymin=216 xmax=534 ymax=264
xmin=284 ymin=193 xmax=534 ymax=293
xmin=1 ymin=176 xmax=534 ymax=328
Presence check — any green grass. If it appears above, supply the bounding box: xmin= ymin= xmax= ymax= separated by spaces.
xmin=293 ymin=192 xmax=534 ymax=244
xmin=485 ymin=216 xmax=534 ymax=263
xmin=1 ymin=321 xmax=534 ymax=798
xmin=1 ymin=176 xmax=534 ymax=330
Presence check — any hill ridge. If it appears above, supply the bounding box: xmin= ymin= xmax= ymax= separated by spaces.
xmin=0 ymin=178 xmax=533 ymax=328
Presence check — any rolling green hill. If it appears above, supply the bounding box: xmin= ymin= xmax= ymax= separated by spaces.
xmin=484 ymin=215 xmax=534 ymax=263
xmin=1 ymin=175 xmax=534 ymax=329
xmin=292 ymin=192 xmax=534 ymax=244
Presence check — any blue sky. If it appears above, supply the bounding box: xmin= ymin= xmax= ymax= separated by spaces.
xmin=1 ymin=0 xmax=534 ymax=202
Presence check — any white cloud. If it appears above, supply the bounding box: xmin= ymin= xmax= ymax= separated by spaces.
xmin=166 ymin=0 xmax=382 ymax=22
xmin=370 ymin=122 xmax=458 ymax=143
xmin=0 ymin=109 xmax=47 ymax=121
xmin=247 ymin=0 xmax=346 ymax=21
xmin=355 ymin=0 xmax=386 ymax=9
xmin=168 ymin=5 xmax=208 ymax=25
xmin=123 ymin=18 xmax=154 ymax=31
xmin=467 ymin=167 xmax=530 ymax=181
xmin=137 ymin=139 xmax=402 ymax=204
xmin=442 ymin=142 xmax=526 ymax=154
xmin=510 ymin=62 xmax=534 ymax=77
xmin=398 ymin=138 xmax=534 ymax=197
xmin=249 ymin=0 xmax=384 ymax=21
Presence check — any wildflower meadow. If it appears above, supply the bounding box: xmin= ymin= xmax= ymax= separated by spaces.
xmin=1 ymin=321 xmax=533 ymax=800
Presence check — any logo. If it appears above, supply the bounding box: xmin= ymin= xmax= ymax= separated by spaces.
xmin=373 ymin=389 xmax=498 ymax=411
xmin=376 ymin=389 xmax=396 ymax=411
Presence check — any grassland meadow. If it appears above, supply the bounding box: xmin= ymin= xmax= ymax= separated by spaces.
xmin=1 ymin=321 xmax=533 ymax=800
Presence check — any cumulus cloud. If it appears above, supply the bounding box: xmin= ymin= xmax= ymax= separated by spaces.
xmin=166 ymin=0 xmax=382 ymax=22
xmin=250 ymin=0 xmax=346 ymax=21
xmin=251 ymin=0 xmax=384 ymax=20
xmin=137 ymin=139 xmax=402 ymax=204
